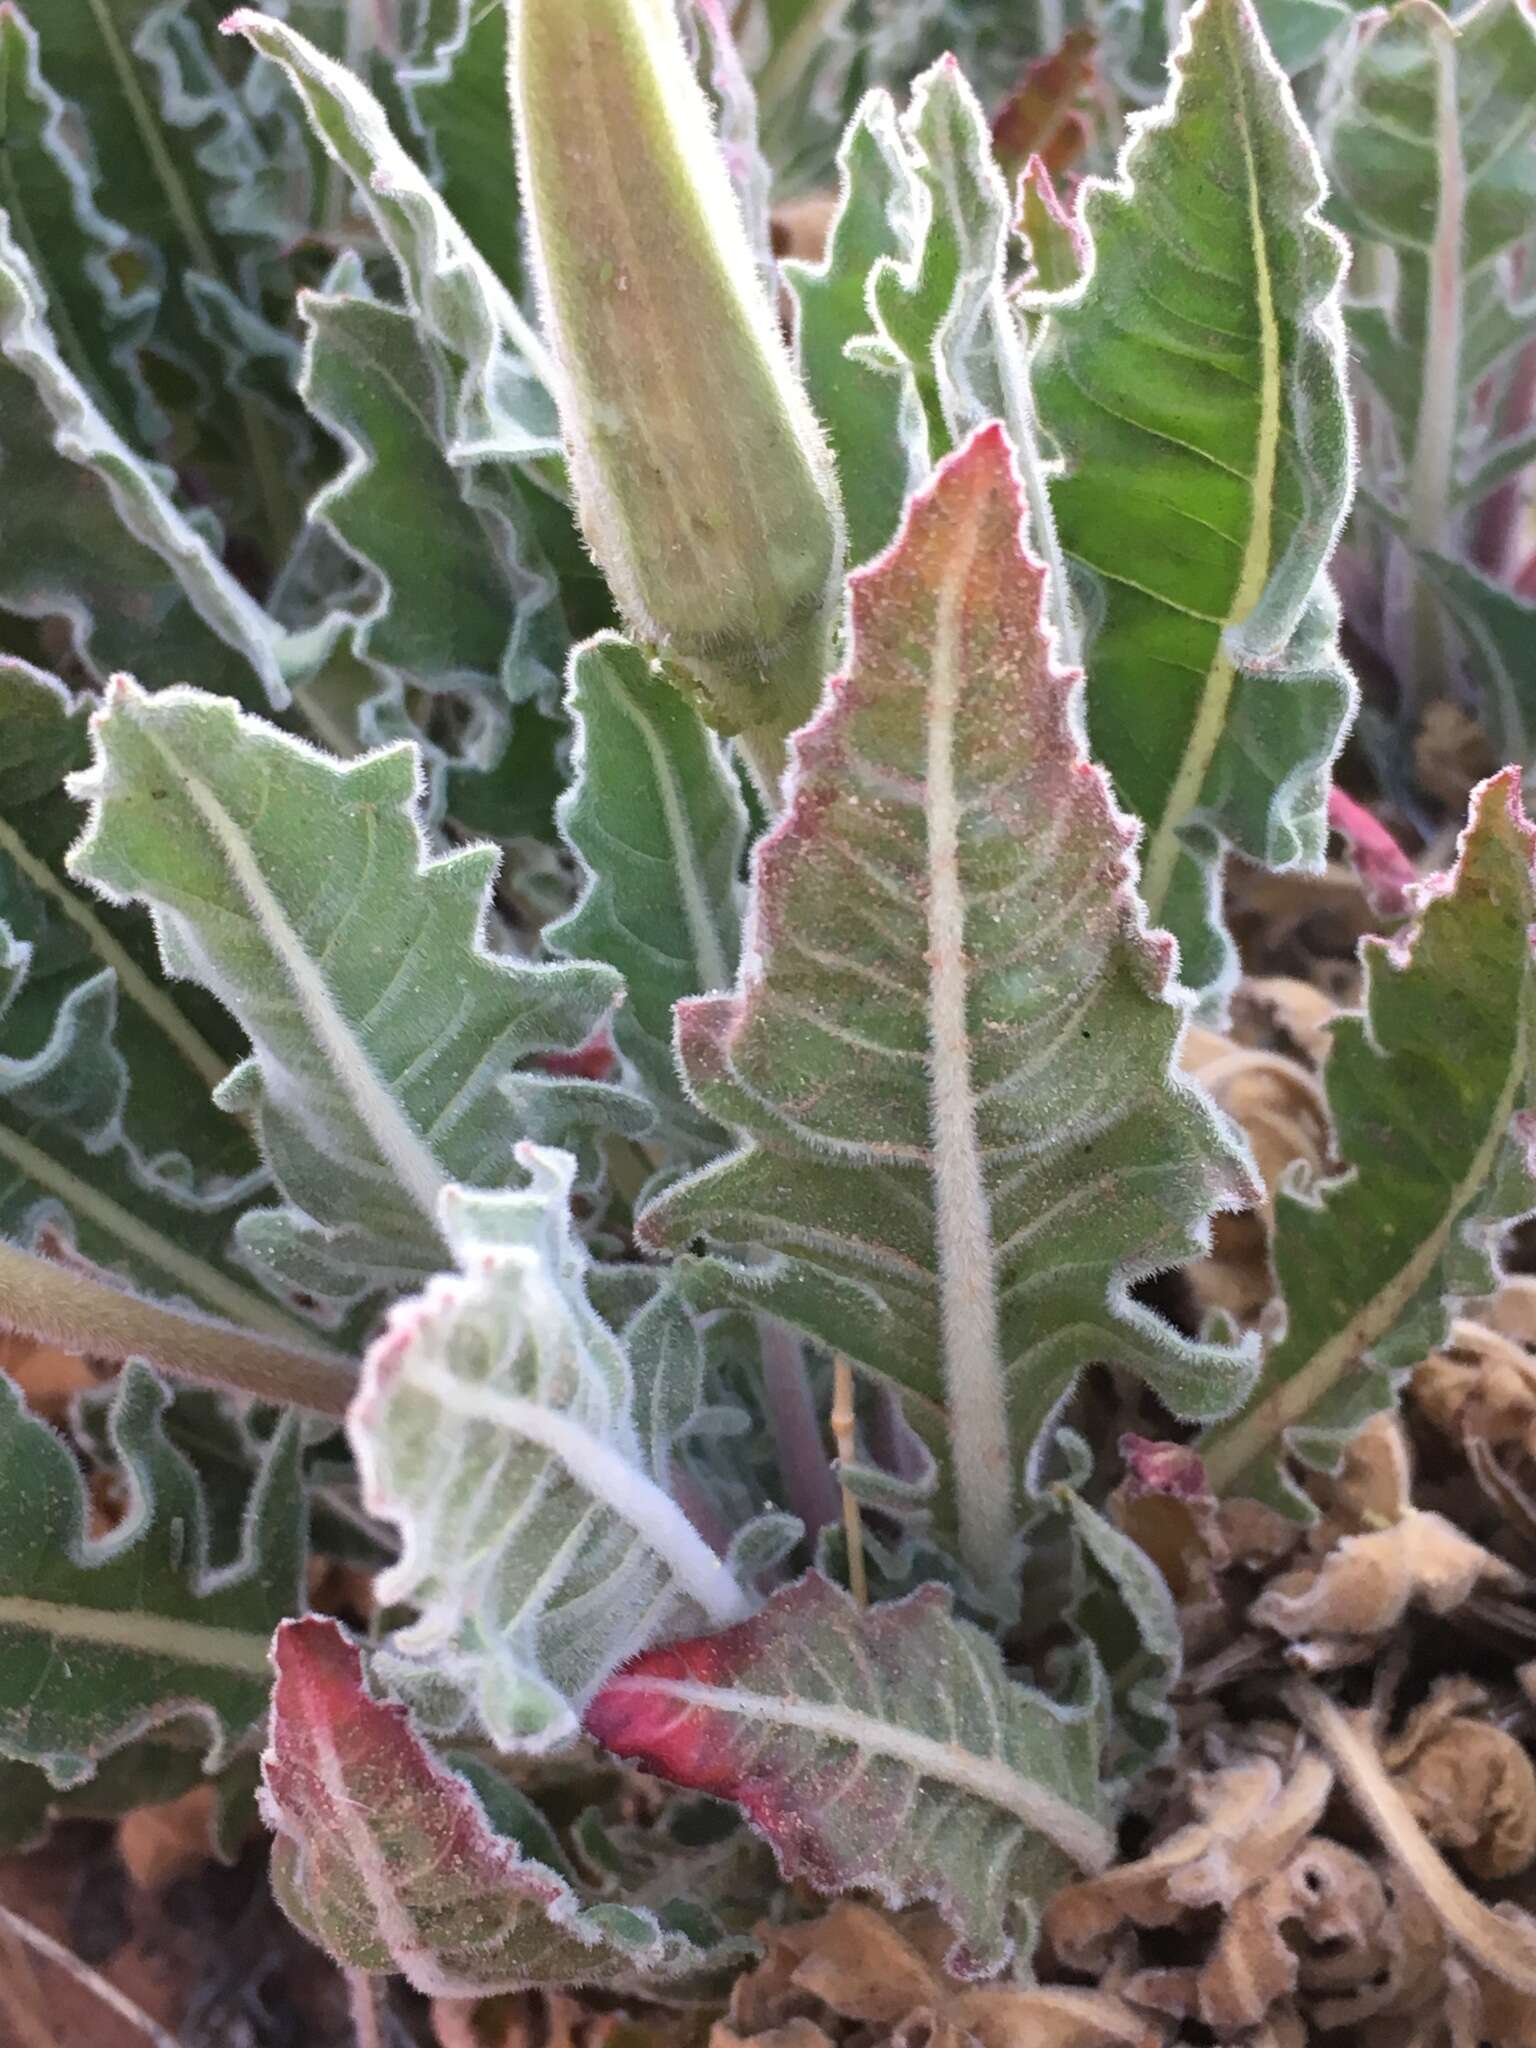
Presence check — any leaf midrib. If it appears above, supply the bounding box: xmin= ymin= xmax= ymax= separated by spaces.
xmin=598 ymin=1672 xmax=1113 ymax=1874
xmin=144 ymin=726 xmax=450 ymax=1230
xmin=1201 ymin=998 xmax=1528 ymax=1490
xmin=923 ymin=500 xmax=1013 ymax=1597
xmin=0 ymin=1106 xmax=323 ymax=1348
xmin=1139 ymin=8 xmax=1283 ymax=921
xmin=0 ymin=1591 xmax=272 ymax=1677
xmin=396 ymin=1365 xmax=751 ymax=1625
xmin=0 ymin=814 xmax=228 ymax=1093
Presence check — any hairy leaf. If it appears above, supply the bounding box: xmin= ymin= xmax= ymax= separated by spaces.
xmin=550 ymin=637 xmax=745 ymax=1160
xmin=0 ymin=1359 xmax=302 ymax=1780
xmin=1201 ymin=769 xmax=1536 ymax=1510
xmin=0 ymin=661 xmax=345 ymax=1378
xmin=228 ymin=11 xmax=558 ymax=464
xmin=860 ymin=56 xmax=1077 ymax=657
xmin=0 ymin=4 xmax=154 ymax=440
xmin=0 ymin=206 xmax=290 ymax=707
xmin=783 ymin=92 xmax=919 ymax=569
xmin=67 ymin=682 xmax=640 ymax=1312
xmin=352 ymin=1146 xmax=751 ymax=1752
xmin=586 ymin=1569 xmax=1113 ymax=1977
xmin=1319 ymin=0 xmax=1536 ymax=706
xmin=640 ymin=427 xmax=1255 ymax=1601
xmin=0 ymin=656 xmax=255 ymax=1187
xmin=230 ymin=8 xmax=568 ymax=703
xmin=403 ymin=0 xmax=528 ymax=301
xmin=1033 ymin=0 xmax=1356 ymax=996
xmin=264 ymin=1615 xmax=738 ymax=1993
xmin=27 ymin=0 xmax=311 ymax=544
xmin=299 ymin=281 xmax=562 ymax=699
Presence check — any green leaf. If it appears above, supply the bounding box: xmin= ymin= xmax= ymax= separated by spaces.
xmin=783 ymin=93 xmax=921 ymax=571
xmin=0 ymin=4 xmax=154 ymax=441
xmin=861 ymin=56 xmax=1077 ymax=660
xmin=0 ymin=207 xmax=290 ymax=706
xmin=1200 ymin=769 xmax=1536 ymax=1511
xmin=1318 ymin=0 xmax=1536 ymax=702
xmin=27 ymin=0 xmax=310 ymax=546
xmin=231 ymin=9 xmax=569 ymax=704
xmin=0 ymin=656 xmax=254 ymax=1187
xmin=586 ymin=1570 xmax=1113 ymax=1978
xmin=0 ymin=662 xmax=346 ymax=1388
xmin=1044 ymin=1451 xmax=1182 ymax=1786
xmin=550 ymin=637 xmax=745 ymax=1161
xmin=66 ymin=682 xmax=641 ymax=1312
xmin=299 ymin=280 xmax=563 ymax=700
xmin=0 ymin=1358 xmax=303 ymax=1781
xmin=1033 ymin=0 xmax=1356 ymax=997
xmin=228 ymin=10 xmax=559 ymax=462
xmin=1412 ymin=553 xmax=1536 ymax=768
xmin=264 ymin=1614 xmax=743 ymax=1994
xmin=639 ymin=427 xmax=1256 ymax=1604
xmin=0 ymin=1738 xmax=218 ymax=1853
xmin=351 ymin=1146 xmax=751 ymax=1751
xmin=404 ymin=0 xmax=527 ymax=301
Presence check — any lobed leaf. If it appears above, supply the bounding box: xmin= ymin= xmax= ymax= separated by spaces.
xmin=22 ymin=0 xmax=312 ymax=540
xmin=1318 ymin=0 xmax=1536 ymax=709
xmin=1201 ymin=769 xmax=1536 ymax=1511
xmin=298 ymin=279 xmax=563 ymax=701
xmin=551 ymin=637 xmax=746 ymax=1161
xmin=586 ymin=1569 xmax=1113 ymax=1978
xmin=640 ymin=426 xmax=1256 ymax=1602
xmin=66 ymin=682 xmax=641 ymax=1313
xmin=351 ymin=1145 xmax=751 ymax=1752
xmin=0 ymin=1359 xmax=303 ymax=1781
xmin=782 ymin=92 xmax=920 ymax=570
xmin=229 ymin=8 xmax=569 ymax=705
xmin=227 ymin=11 xmax=559 ymax=464
xmin=859 ymin=56 xmax=1077 ymax=656
xmin=0 ymin=204 xmax=290 ymax=708
xmin=0 ymin=4 xmax=155 ymax=442
xmin=264 ymin=1614 xmax=738 ymax=1994
xmin=1033 ymin=0 xmax=1356 ymax=997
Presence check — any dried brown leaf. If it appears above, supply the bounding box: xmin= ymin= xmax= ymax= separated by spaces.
xmin=1252 ymin=1510 xmax=1519 ymax=1650
xmin=1288 ymin=1683 xmax=1536 ymax=1995
xmin=115 ymin=1785 xmax=217 ymax=1893
xmin=1384 ymin=1683 xmax=1536 ymax=1880
xmin=1231 ymin=975 xmax=1340 ymax=1070
xmin=1179 ymin=1027 xmax=1330 ymax=1325
xmin=1044 ymin=1754 xmax=1332 ymax=1967
xmin=724 ymin=1906 xmax=1161 ymax=2048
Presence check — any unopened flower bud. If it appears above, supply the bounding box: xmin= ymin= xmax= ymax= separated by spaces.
xmin=511 ymin=0 xmax=843 ymax=742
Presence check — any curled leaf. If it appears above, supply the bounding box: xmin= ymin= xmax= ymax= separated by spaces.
xmin=586 ymin=1569 xmax=1113 ymax=1978
xmin=264 ymin=1616 xmax=733 ymax=1994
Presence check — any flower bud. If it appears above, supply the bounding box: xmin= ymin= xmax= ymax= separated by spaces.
xmin=511 ymin=0 xmax=843 ymax=741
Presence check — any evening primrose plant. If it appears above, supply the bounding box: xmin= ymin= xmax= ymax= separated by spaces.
xmin=0 ymin=0 xmax=1533 ymax=2002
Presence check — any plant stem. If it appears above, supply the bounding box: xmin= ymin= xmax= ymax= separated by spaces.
xmin=0 ymin=1907 xmax=182 ymax=2048
xmin=0 ymin=1241 xmax=355 ymax=1417
xmin=345 ymin=1969 xmax=386 ymax=2048
xmin=830 ymin=1354 xmax=867 ymax=1606
xmin=737 ymin=722 xmax=789 ymax=814
xmin=756 ymin=1315 xmax=840 ymax=1534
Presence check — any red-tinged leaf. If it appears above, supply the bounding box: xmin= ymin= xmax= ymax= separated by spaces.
xmin=263 ymin=1618 xmax=729 ymax=1995
xmin=639 ymin=425 xmax=1255 ymax=1604
xmin=1015 ymin=156 xmax=1086 ymax=293
xmin=1326 ymin=787 xmax=1415 ymax=918
xmin=585 ymin=1570 xmax=1114 ymax=1978
xmin=992 ymin=30 xmax=1096 ymax=183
